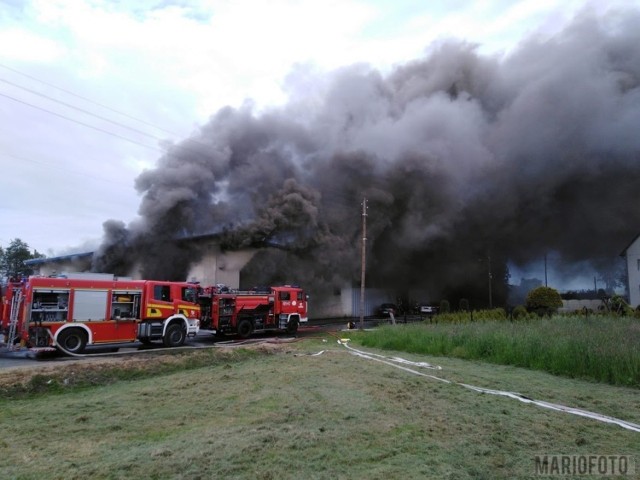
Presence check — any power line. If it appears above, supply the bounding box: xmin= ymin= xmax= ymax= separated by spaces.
xmin=0 ymin=62 xmax=179 ymax=137
xmin=0 ymin=63 xmax=216 ymax=159
xmin=0 ymin=90 xmax=215 ymax=163
xmin=0 ymin=88 xmax=214 ymax=161
xmin=1 ymin=77 xmax=166 ymax=141
xmin=0 ymin=91 xmax=165 ymax=153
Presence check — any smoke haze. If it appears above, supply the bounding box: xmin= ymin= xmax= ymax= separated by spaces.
xmin=94 ymin=8 xmax=640 ymax=304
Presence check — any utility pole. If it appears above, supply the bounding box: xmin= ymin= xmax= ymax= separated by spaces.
xmin=359 ymin=198 xmax=367 ymax=330
xmin=487 ymin=255 xmax=493 ymax=309
xmin=544 ymin=254 xmax=548 ymax=287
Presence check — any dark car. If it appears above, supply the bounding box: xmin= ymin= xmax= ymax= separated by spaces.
xmin=378 ymin=303 xmax=398 ymax=317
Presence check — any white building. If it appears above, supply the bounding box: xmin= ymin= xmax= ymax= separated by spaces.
xmin=24 ymin=242 xmax=255 ymax=294
xmin=621 ymin=234 xmax=640 ymax=308
xmin=24 ymin=252 xmax=95 ymax=278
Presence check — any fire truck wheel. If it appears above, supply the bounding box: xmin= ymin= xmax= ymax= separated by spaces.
xmin=57 ymin=328 xmax=87 ymax=354
xmin=163 ymin=323 xmax=186 ymax=348
xmin=286 ymin=319 xmax=299 ymax=334
xmin=237 ymin=319 xmax=253 ymax=338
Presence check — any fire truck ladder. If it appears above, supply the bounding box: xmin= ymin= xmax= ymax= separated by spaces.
xmin=5 ymin=288 xmax=24 ymax=351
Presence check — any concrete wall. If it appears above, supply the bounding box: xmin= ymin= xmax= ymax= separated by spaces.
xmin=186 ymin=247 xmax=257 ymax=289
xmin=290 ymin=286 xmax=395 ymax=319
xmin=559 ymin=299 xmax=603 ymax=313
xmin=324 ymin=287 xmax=394 ymax=318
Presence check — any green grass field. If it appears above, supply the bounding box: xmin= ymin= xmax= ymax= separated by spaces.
xmin=0 ymin=337 xmax=638 ymax=479
xmin=356 ymin=315 xmax=640 ymax=388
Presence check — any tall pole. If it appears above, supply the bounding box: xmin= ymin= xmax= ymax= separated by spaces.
xmin=487 ymin=255 xmax=493 ymax=309
xmin=544 ymin=254 xmax=548 ymax=287
xmin=359 ymin=198 xmax=367 ymax=330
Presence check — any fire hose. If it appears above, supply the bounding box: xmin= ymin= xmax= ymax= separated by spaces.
xmin=337 ymin=339 xmax=640 ymax=434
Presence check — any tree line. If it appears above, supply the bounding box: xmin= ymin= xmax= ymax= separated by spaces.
xmin=0 ymin=238 xmax=45 ymax=281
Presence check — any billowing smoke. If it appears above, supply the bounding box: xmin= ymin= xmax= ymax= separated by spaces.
xmin=94 ymin=8 xmax=640 ymax=306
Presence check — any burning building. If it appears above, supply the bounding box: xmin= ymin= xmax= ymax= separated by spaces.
xmin=92 ymin=8 xmax=640 ymax=310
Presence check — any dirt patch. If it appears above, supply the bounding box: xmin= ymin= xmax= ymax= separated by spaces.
xmin=0 ymin=355 xmax=155 ymax=389
xmin=0 ymin=341 xmax=298 ymax=390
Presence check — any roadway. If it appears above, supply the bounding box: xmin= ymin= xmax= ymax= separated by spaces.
xmin=0 ymin=315 xmax=425 ymax=369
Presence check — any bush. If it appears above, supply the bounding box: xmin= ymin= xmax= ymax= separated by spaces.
xmin=427 ymin=308 xmax=507 ymax=324
xmin=608 ymin=295 xmax=633 ymax=316
xmin=458 ymin=298 xmax=469 ymax=311
xmin=440 ymin=299 xmax=450 ymax=314
xmin=474 ymin=308 xmax=506 ymax=321
xmin=525 ymin=286 xmax=563 ymax=316
xmin=512 ymin=305 xmax=529 ymax=320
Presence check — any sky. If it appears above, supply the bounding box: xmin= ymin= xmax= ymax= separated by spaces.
xmin=0 ymin=0 xmax=638 ymax=291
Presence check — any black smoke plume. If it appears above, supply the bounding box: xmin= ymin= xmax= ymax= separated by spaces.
xmin=94 ymin=8 xmax=640 ymax=306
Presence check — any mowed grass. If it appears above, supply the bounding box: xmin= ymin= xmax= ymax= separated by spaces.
xmin=1 ymin=339 xmax=639 ymax=479
xmin=357 ymin=316 xmax=640 ymax=388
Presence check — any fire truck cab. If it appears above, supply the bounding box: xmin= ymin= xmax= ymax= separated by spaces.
xmin=1 ymin=275 xmax=200 ymax=354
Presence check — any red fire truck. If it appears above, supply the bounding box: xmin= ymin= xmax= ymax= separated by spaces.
xmin=0 ymin=275 xmax=201 ymax=353
xmin=197 ymin=285 xmax=308 ymax=338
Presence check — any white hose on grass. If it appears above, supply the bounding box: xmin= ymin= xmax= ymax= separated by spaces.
xmin=338 ymin=340 xmax=640 ymax=434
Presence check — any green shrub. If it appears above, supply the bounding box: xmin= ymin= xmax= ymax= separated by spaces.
xmin=512 ymin=305 xmax=528 ymax=320
xmin=608 ymin=295 xmax=633 ymax=316
xmin=429 ymin=309 xmax=507 ymax=324
xmin=458 ymin=298 xmax=469 ymax=311
xmin=525 ymin=286 xmax=563 ymax=316
xmin=488 ymin=308 xmax=506 ymax=320
xmin=440 ymin=299 xmax=450 ymax=314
